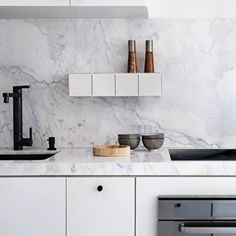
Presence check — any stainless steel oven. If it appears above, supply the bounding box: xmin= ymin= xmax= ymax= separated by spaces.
xmin=158 ymin=196 xmax=236 ymax=236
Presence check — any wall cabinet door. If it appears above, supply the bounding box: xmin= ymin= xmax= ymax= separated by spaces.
xmin=116 ymin=74 xmax=139 ymax=96
xmin=93 ymin=74 xmax=115 ymax=96
xmin=69 ymin=74 xmax=92 ymax=96
xmin=139 ymin=73 xmax=162 ymax=96
xmin=67 ymin=177 xmax=135 ymax=236
xmin=0 ymin=0 xmax=69 ymax=6
xmin=0 ymin=178 xmax=65 ymax=236
xmin=136 ymin=177 xmax=236 ymax=236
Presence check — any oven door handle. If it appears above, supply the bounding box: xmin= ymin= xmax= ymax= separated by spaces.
xmin=179 ymin=223 xmax=236 ymax=234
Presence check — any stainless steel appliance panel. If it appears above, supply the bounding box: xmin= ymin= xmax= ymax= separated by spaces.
xmin=159 ymin=221 xmax=236 ymax=236
xmin=158 ymin=196 xmax=236 ymax=236
xmin=159 ymin=200 xmax=211 ymax=219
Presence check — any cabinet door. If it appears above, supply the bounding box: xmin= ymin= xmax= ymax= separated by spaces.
xmin=136 ymin=177 xmax=236 ymax=236
xmin=0 ymin=178 xmax=65 ymax=236
xmin=67 ymin=177 xmax=134 ymax=236
xmin=0 ymin=0 xmax=69 ymax=6
xmin=69 ymin=74 xmax=92 ymax=97
xmin=93 ymin=74 xmax=115 ymax=96
xmin=139 ymin=73 xmax=162 ymax=96
xmin=116 ymin=74 xmax=139 ymax=96
xmin=71 ymin=0 xmax=146 ymax=6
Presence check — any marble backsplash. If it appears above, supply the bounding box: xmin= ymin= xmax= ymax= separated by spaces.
xmin=0 ymin=19 xmax=236 ymax=148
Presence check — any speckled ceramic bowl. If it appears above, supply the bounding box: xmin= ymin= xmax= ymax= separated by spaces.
xmin=118 ymin=134 xmax=140 ymax=150
xmin=118 ymin=134 xmax=140 ymax=139
xmin=142 ymin=133 xmax=164 ymax=139
xmin=142 ymin=133 xmax=164 ymax=151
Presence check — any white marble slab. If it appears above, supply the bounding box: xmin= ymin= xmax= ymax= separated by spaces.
xmin=0 ymin=148 xmax=236 ymax=176
xmin=1 ymin=19 xmax=236 ymax=149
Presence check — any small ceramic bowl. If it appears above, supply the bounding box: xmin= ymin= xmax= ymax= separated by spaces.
xmin=118 ymin=134 xmax=140 ymax=150
xmin=142 ymin=133 xmax=164 ymax=151
xmin=118 ymin=134 xmax=140 ymax=139
xmin=142 ymin=133 xmax=164 ymax=139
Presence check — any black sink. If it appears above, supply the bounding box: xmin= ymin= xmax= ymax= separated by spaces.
xmin=169 ymin=149 xmax=236 ymax=161
xmin=0 ymin=152 xmax=58 ymax=160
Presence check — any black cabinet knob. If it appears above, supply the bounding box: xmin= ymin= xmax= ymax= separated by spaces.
xmin=175 ymin=203 xmax=181 ymax=208
xmin=97 ymin=185 xmax=103 ymax=192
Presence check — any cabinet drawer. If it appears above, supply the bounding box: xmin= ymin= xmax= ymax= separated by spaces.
xmin=93 ymin=74 xmax=115 ymax=96
xmin=67 ymin=177 xmax=134 ymax=236
xmin=69 ymin=74 xmax=92 ymax=96
xmin=116 ymin=73 xmax=138 ymax=96
xmin=139 ymin=73 xmax=162 ymax=96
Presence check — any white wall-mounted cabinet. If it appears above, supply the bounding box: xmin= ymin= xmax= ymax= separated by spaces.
xmin=147 ymin=0 xmax=236 ymax=18
xmin=93 ymin=74 xmax=115 ymax=97
xmin=139 ymin=73 xmax=162 ymax=96
xmin=69 ymin=73 xmax=162 ymax=97
xmin=116 ymin=73 xmax=139 ymax=97
xmin=71 ymin=0 xmax=147 ymax=7
xmin=0 ymin=0 xmax=148 ymax=18
xmin=70 ymin=0 xmax=148 ymax=18
xmin=69 ymin=74 xmax=92 ymax=97
xmin=0 ymin=178 xmax=65 ymax=236
xmin=67 ymin=177 xmax=134 ymax=236
xmin=0 ymin=0 xmax=69 ymax=6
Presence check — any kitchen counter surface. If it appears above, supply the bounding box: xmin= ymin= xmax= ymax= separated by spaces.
xmin=0 ymin=148 xmax=236 ymax=176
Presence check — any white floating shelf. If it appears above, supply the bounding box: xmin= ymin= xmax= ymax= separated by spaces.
xmin=69 ymin=73 xmax=162 ymax=97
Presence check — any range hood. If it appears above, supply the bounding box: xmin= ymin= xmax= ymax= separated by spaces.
xmin=0 ymin=0 xmax=149 ymax=18
xmin=71 ymin=0 xmax=149 ymax=18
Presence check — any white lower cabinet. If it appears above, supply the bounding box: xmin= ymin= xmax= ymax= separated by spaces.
xmin=0 ymin=178 xmax=65 ymax=236
xmin=136 ymin=177 xmax=236 ymax=236
xmin=67 ymin=177 xmax=135 ymax=236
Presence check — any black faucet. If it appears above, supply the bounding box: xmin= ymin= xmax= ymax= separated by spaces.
xmin=3 ymin=86 xmax=33 ymax=150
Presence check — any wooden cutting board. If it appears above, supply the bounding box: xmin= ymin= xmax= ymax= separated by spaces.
xmin=93 ymin=145 xmax=130 ymax=157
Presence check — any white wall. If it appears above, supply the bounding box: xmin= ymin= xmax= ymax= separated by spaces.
xmin=148 ymin=0 xmax=236 ymax=18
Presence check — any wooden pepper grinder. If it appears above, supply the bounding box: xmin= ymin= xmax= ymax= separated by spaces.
xmin=128 ymin=39 xmax=138 ymax=73
xmin=144 ymin=40 xmax=155 ymax=73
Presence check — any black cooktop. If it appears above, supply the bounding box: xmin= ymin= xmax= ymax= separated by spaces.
xmin=169 ymin=149 xmax=236 ymax=161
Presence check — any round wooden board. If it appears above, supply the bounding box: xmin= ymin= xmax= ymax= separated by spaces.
xmin=93 ymin=145 xmax=130 ymax=157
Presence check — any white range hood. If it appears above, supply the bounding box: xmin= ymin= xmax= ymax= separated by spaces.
xmin=0 ymin=0 xmax=149 ymax=18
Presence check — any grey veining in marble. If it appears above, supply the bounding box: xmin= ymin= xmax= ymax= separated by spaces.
xmin=0 ymin=19 xmax=236 ymax=148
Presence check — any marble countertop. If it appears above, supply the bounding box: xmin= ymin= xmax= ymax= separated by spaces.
xmin=0 ymin=148 xmax=236 ymax=176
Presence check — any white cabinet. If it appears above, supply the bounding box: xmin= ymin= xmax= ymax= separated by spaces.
xmin=136 ymin=177 xmax=236 ymax=236
xmin=0 ymin=0 xmax=69 ymax=6
xmin=139 ymin=73 xmax=162 ymax=96
xmin=67 ymin=177 xmax=135 ymax=236
xmin=93 ymin=74 xmax=115 ymax=97
xmin=116 ymin=73 xmax=139 ymax=96
xmin=71 ymin=0 xmax=147 ymax=6
xmin=70 ymin=0 xmax=148 ymax=18
xmin=69 ymin=73 xmax=162 ymax=97
xmin=0 ymin=178 xmax=65 ymax=236
xmin=69 ymin=74 xmax=92 ymax=97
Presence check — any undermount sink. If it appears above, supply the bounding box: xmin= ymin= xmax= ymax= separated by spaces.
xmin=0 ymin=150 xmax=58 ymax=160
